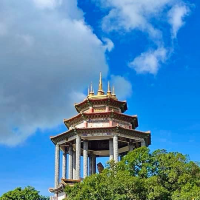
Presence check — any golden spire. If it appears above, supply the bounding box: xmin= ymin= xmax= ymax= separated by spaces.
xmin=112 ymin=86 xmax=116 ymax=98
xmin=107 ymin=81 xmax=112 ymax=96
xmin=88 ymin=86 xmax=90 ymax=96
xmin=112 ymin=86 xmax=115 ymax=94
xmin=91 ymin=82 xmax=93 ymax=92
xmin=97 ymin=72 xmax=104 ymax=95
xmin=89 ymin=82 xmax=94 ymax=97
xmin=99 ymin=72 xmax=103 ymax=90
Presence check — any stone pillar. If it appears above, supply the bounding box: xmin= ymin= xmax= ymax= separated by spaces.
xmin=141 ymin=139 xmax=146 ymax=147
xmin=62 ymin=149 xmax=67 ymax=179
xmin=55 ymin=144 xmax=60 ymax=188
xmin=92 ymin=154 xmax=96 ymax=174
xmin=129 ymin=142 xmax=134 ymax=152
xmin=73 ymin=150 xmax=76 ymax=179
xmin=109 ymin=139 xmax=114 ymax=160
xmin=89 ymin=155 xmax=92 ymax=175
xmin=76 ymin=135 xmax=81 ymax=179
xmin=113 ymin=135 xmax=119 ymax=162
xmin=68 ymin=145 xmax=73 ymax=179
xmin=83 ymin=140 xmax=88 ymax=178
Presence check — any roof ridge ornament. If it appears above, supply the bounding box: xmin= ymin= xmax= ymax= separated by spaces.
xmin=88 ymin=82 xmax=94 ymax=97
xmin=87 ymin=72 xmax=117 ymax=100
xmin=112 ymin=86 xmax=116 ymax=98
xmin=97 ymin=72 xmax=104 ymax=95
xmin=107 ymin=81 xmax=112 ymax=96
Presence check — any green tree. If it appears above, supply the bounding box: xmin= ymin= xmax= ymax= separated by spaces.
xmin=64 ymin=147 xmax=200 ymax=200
xmin=0 ymin=186 xmax=49 ymax=200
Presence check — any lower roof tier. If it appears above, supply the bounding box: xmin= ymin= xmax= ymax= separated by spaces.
xmin=50 ymin=126 xmax=151 ymax=146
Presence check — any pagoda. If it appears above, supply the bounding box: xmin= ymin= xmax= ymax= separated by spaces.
xmin=49 ymin=73 xmax=151 ymax=199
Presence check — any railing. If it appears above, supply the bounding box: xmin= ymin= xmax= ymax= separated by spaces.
xmin=50 ymin=196 xmax=58 ymax=200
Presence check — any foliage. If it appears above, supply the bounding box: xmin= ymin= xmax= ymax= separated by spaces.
xmin=0 ymin=186 xmax=49 ymax=200
xmin=64 ymin=147 xmax=200 ymax=200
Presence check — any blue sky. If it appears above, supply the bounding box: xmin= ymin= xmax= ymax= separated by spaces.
xmin=0 ymin=0 xmax=199 ymax=197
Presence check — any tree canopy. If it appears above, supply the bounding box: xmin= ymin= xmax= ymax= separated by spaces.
xmin=0 ymin=186 xmax=49 ymax=200
xmin=65 ymin=147 xmax=200 ymax=200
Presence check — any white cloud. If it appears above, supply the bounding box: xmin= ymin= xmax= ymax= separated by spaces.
xmin=129 ymin=47 xmax=167 ymax=74
xmin=102 ymin=38 xmax=114 ymax=52
xmin=98 ymin=0 xmax=190 ymax=40
xmin=99 ymin=0 xmax=175 ymax=39
xmin=111 ymin=75 xmax=132 ymax=99
xmin=93 ymin=0 xmax=190 ymax=74
xmin=0 ymin=0 xmax=108 ymax=146
xmin=168 ymin=4 xmax=190 ymax=38
xmin=33 ymin=0 xmax=62 ymax=9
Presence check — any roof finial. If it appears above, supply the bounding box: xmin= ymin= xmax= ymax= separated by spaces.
xmin=99 ymin=72 xmax=102 ymax=91
xmin=112 ymin=86 xmax=116 ymax=98
xmin=88 ymin=86 xmax=90 ymax=96
xmin=112 ymin=86 xmax=115 ymax=95
xmin=91 ymin=82 xmax=93 ymax=92
xmin=97 ymin=72 xmax=104 ymax=95
xmin=107 ymin=81 xmax=111 ymax=96
xmin=89 ymin=82 xmax=94 ymax=97
xmin=108 ymin=81 xmax=111 ymax=92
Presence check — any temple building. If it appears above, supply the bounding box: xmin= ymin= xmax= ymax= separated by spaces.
xmin=49 ymin=73 xmax=151 ymax=200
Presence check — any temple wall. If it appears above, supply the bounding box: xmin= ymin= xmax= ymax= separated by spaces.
xmin=82 ymin=105 xmax=121 ymax=113
xmin=76 ymin=122 xmax=86 ymax=128
xmin=109 ymin=106 xmax=120 ymax=113
xmin=74 ymin=119 xmax=131 ymax=129
xmin=88 ymin=121 xmax=110 ymax=128
xmin=75 ymin=121 xmax=110 ymax=128
xmin=113 ymin=119 xmax=131 ymax=129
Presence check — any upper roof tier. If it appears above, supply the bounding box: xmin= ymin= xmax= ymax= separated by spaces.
xmin=75 ymin=72 xmax=128 ymax=113
xmin=75 ymin=97 xmax=127 ymax=113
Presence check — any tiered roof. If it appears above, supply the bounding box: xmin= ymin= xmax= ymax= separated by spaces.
xmin=50 ymin=72 xmax=151 ymax=147
xmin=50 ymin=126 xmax=151 ymax=145
xmin=64 ymin=111 xmax=138 ymax=129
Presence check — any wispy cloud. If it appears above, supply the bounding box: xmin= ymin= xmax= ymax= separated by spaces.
xmin=168 ymin=4 xmax=190 ymax=38
xmin=102 ymin=37 xmax=114 ymax=52
xmin=93 ymin=0 xmax=191 ymax=74
xmin=129 ymin=47 xmax=167 ymax=74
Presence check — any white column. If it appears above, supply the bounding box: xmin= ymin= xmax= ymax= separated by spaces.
xmin=141 ymin=139 xmax=146 ymax=147
xmin=89 ymin=155 xmax=92 ymax=175
xmin=76 ymin=135 xmax=81 ymax=179
xmin=109 ymin=139 xmax=114 ymax=160
xmin=129 ymin=142 xmax=134 ymax=152
xmin=62 ymin=149 xmax=66 ymax=179
xmin=92 ymin=154 xmax=96 ymax=174
xmin=113 ymin=135 xmax=119 ymax=162
xmin=68 ymin=145 xmax=73 ymax=179
xmin=83 ymin=141 xmax=88 ymax=178
xmin=73 ymin=150 xmax=76 ymax=179
xmin=55 ymin=144 xmax=60 ymax=188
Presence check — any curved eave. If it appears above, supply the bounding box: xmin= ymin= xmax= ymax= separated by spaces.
xmin=50 ymin=126 xmax=151 ymax=146
xmin=74 ymin=98 xmax=127 ymax=113
xmin=63 ymin=111 xmax=138 ymax=129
